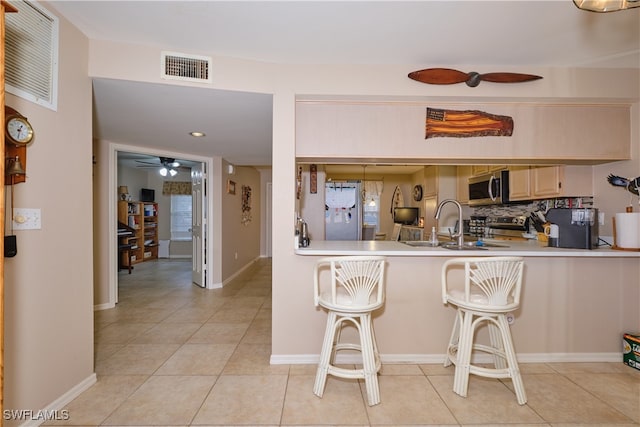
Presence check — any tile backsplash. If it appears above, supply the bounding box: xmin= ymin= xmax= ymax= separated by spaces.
xmin=472 ymin=196 xmax=594 ymax=218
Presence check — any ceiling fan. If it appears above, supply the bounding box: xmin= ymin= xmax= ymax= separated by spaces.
xmin=135 ymin=156 xmax=184 ymax=176
xmin=408 ymin=68 xmax=543 ymax=87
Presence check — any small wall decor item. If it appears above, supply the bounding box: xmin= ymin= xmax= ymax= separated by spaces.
xmin=310 ymin=164 xmax=317 ymax=194
xmin=408 ymin=68 xmax=542 ymax=88
xmin=227 ymin=179 xmax=236 ymax=195
xmin=390 ymin=186 xmax=404 ymax=215
xmin=296 ymin=166 xmax=302 ymax=200
xmin=241 ymin=185 xmax=252 ymax=225
xmin=425 ymin=107 xmax=513 ymax=139
xmin=607 ymin=174 xmax=640 ymax=196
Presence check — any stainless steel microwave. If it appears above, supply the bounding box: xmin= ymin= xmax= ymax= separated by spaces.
xmin=468 ymin=170 xmax=510 ymax=206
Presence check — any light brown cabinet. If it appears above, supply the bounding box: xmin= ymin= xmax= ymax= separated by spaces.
xmin=508 ymin=165 xmax=593 ymax=201
xmin=423 ymin=165 xmax=438 ymax=197
xmin=456 ymin=166 xmax=472 ymax=204
xmin=508 ymin=166 xmax=531 ymax=200
xmin=421 ymin=166 xmax=457 ymax=232
xmin=471 ymin=165 xmax=506 ymax=176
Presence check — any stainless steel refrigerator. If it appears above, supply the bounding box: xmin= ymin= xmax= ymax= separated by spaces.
xmin=325 ymin=182 xmax=362 ymax=240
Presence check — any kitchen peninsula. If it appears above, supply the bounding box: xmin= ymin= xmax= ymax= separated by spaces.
xmin=286 ymin=240 xmax=639 ymax=366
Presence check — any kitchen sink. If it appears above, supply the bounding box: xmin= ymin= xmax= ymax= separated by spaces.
xmin=403 ymin=240 xmax=509 ymax=250
xmin=441 ymin=242 xmax=488 ymax=250
xmin=403 ymin=241 xmax=441 ymax=247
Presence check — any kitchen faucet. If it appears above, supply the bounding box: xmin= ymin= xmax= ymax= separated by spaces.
xmin=435 ymin=199 xmax=464 ymax=248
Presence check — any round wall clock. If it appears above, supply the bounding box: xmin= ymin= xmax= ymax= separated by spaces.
xmin=413 ymin=184 xmax=423 ymax=201
xmin=5 ymin=108 xmax=34 ymax=146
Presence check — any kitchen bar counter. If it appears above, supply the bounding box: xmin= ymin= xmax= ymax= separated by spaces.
xmin=295 ymin=239 xmax=640 ymax=257
xmin=280 ymin=239 xmax=640 ymax=365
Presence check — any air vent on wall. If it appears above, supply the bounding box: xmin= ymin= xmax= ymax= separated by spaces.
xmin=161 ymin=51 xmax=212 ymax=83
xmin=5 ymin=0 xmax=59 ymax=110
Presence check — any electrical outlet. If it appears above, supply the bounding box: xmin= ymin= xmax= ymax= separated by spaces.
xmin=506 ymin=313 xmax=515 ymax=325
xmin=234 ymin=252 xmax=238 ymax=260
xmin=599 ymin=212 xmax=605 ymax=225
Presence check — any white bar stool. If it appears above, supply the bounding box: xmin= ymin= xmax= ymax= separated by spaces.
xmin=313 ymin=256 xmax=387 ymax=406
xmin=441 ymin=256 xmax=527 ymax=405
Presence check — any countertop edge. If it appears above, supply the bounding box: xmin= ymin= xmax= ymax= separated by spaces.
xmin=294 ymin=241 xmax=640 ymax=258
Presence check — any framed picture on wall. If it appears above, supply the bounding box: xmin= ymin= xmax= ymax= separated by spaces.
xmin=227 ymin=180 xmax=236 ymax=195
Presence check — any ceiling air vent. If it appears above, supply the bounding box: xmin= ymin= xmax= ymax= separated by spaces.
xmin=161 ymin=51 xmax=212 ymax=83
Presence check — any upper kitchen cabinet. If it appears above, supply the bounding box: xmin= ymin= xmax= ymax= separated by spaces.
xmin=422 ymin=165 xmax=456 ymax=199
xmin=423 ymin=165 xmax=437 ymax=197
xmin=296 ymin=101 xmax=630 ymax=164
xmin=456 ymin=166 xmax=472 ymax=204
xmin=421 ymin=166 xmax=457 ymax=232
xmin=471 ymin=165 xmax=505 ymax=176
xmin=508 ymin=165 xmax=593 ymax=201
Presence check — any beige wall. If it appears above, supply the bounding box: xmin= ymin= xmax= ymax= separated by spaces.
xmin=9 ymin=3 xmax=638 ymax=415
xmin=221 ymin=164 xmax=262 ymax=282
xmin=4 ymin=3 xmax=94 ymax=420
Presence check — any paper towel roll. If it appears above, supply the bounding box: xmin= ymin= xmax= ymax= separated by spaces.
xmin=615 ymin=213 xmax=640 ymax=249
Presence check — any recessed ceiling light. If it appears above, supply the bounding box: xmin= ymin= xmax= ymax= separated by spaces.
xmin=190 ymin=131 xmax=206 ymax=137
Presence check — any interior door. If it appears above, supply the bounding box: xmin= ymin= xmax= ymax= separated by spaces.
xmin=191 ymin=163 xmax=206 ymax=287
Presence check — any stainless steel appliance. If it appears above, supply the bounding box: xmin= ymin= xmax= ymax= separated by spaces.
xmin=545 ymin=208 xmax=599 ymax=249
xmin=325 ymin=182 xmax=362 ymax=240
xmin=468 ymin=170 xmax=510 ymax=206
xmin=486 ymin=215 xmax=529 ymax=239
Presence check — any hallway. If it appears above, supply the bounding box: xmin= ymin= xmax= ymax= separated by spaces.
xmin=44 ymin=257 xmax=639 ymax=426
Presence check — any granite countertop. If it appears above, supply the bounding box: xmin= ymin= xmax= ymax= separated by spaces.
xmin=295 ymin=239 xmax=640 ymax=258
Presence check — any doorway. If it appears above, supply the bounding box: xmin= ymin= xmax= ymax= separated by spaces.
xmin=110 ymin=143 xmax=214 ymax=306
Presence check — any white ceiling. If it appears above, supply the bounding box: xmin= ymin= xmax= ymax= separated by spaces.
xmin=50 ymin=1 xmax=640 ymax=169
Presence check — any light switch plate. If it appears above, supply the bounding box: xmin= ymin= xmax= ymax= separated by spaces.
xmin=12 ymin=208 xmax=41 ymax=230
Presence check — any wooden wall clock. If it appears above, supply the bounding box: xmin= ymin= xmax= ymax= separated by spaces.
xmin=413 ymin=184 xmax=423 ymax=201
xmin=4 ymin=105 xmax=34 ymax=185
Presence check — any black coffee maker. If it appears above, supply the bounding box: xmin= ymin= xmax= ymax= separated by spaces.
xmin=545 ymin=208 xmax=599 ymax=249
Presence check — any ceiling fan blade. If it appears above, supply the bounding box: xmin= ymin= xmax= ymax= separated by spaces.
xmin=135 ymin=160 xmax=159 ymax=166
xmin=480 ymin=72 xmax=543 ymax=83
xmin=408 ymin=68 xmax=470 ymax=85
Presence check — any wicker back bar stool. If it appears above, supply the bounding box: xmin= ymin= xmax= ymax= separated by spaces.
xmin=441 ymin=256 xmax=527 ymax=405
xmin=313 ymin=255 xmax=387 ymax=406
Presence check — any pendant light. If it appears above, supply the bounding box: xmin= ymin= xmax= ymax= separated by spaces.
xmin=573 ymin=0 xmax=640 ymax=12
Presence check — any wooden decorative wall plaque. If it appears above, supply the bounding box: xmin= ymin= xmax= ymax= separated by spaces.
xmin=426 ymin=107 xmax=513 ymax=139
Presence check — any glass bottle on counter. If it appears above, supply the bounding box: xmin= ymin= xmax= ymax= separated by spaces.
xmin=428 ymin=226 xmax=439 ymax=246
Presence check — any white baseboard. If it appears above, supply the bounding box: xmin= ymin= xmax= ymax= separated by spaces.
xmin=16 ymin=373 xmax=97 ymax=427
xmin=270 ymin=352 xmax=622 ymax=365
xmin=94 ymin=302 xmax=115 ymax=311
xmin=220 ymin=256 xmax=262 ymax=287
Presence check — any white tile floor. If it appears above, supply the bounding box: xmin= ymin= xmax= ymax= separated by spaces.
xmin=45 ymin=258 xmax=640 ymax=426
